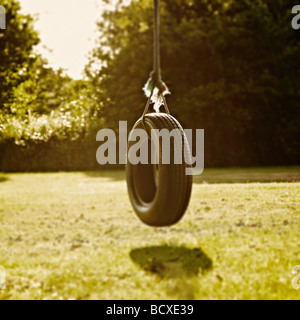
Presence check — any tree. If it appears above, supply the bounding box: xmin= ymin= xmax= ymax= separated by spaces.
xmin=87 ymin=0 xmax=300 ymax=166
xmin=0 ymin=0 xmax=40 ymax=115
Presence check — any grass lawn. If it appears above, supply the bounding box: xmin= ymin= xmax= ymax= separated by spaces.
xmin=0 ymin=167 xmax=299 ymax=300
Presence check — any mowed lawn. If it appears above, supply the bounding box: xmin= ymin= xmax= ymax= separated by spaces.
xmin=0 ymin=167 xmax=299 ymax=300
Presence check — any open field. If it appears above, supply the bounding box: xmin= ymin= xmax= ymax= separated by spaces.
xmin=0 ymin=167 xmax=299 ymax=300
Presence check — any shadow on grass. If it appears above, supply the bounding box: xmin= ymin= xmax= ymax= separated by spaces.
xmin=84 ymin=167 xmax=300 ymax=184
xmin=193 ymin=167 xmax=300 ymax=184
xmin=130 ymin=245 xmax=212 ymax=279
xmin=0 ymin=175 xmax=9 ymax=183
xmin=130 ymin=245 xmax=213 ymax=299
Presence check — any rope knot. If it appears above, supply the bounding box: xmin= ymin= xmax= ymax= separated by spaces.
xmin=143 ymin=71 xmax=170 ymax=113
xmin=150 ymin=71 xmax=168 ymax=94
xmin=143 ymin=71 xmax=169 ymax=98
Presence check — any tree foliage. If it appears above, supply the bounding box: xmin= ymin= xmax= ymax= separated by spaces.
xmin=1 ymin=0 xmax=299 ymax=171
xmin=0 ymin=0 xmax=39 ymax=114
xmin=0 ymin=1 xmax=95 ymax=146
xmin=87 ymin=0 xmax=300 ymax=166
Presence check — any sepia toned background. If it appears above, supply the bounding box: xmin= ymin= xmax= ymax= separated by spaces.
xmin=0 ymin=0 xmax=299 ymax=171
xmin=0 ymin=0 xmax=299 ymax=300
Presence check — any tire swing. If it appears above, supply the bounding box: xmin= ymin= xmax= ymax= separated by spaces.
xmin=126 ymin=0 xmax=192 ymax=227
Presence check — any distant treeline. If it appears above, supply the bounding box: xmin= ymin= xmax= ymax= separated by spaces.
xmin=0 ymin=0 xmax=299 ymax=171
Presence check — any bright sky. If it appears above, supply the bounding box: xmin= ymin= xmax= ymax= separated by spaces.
xmin=19 ymin=0 xmax=112 ymax=79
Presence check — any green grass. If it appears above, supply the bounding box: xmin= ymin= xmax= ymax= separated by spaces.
xmin=0 ymin=167 xmax=299 ymax=300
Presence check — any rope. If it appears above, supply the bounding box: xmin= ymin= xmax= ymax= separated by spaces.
xmin=143 ymin=0 xmax=170 ymax=114
xmin=153 ymin=0 xmax=161 ymax=86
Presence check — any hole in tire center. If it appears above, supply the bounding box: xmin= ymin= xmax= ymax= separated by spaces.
xmin=133 ymin=139 xmax=158 ymax=204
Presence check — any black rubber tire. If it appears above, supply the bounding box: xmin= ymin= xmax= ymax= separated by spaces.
xmin=126 ymin=113 xmax=193 ymax=227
